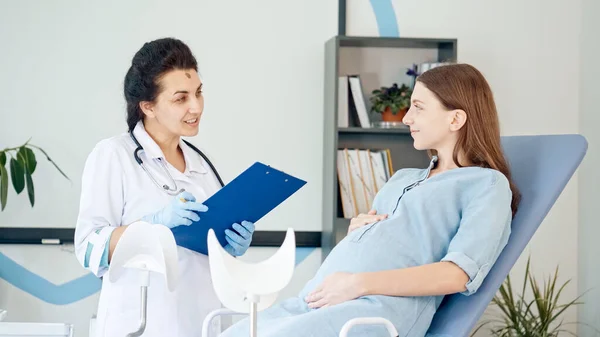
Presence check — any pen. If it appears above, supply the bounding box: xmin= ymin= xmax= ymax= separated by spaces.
xmin=178 ymin=188 xmax=188 ymax=202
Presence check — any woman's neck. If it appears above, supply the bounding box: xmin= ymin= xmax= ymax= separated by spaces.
xmin=144 ymin=121 xmax=181 ymax=158
xmin=434 ymin=158 xmax=456 ymax=171
xmin=432 ymin=147 xmax=471 ymax=173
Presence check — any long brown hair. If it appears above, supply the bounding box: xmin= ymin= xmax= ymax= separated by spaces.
xmin=417 ymin=63 xmax=521 ymax=217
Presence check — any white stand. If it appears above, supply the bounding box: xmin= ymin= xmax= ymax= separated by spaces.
xmin=124 ymin=270 xmax=149 ymax=337
xmin=202 ymin=228 xmax=296 ymax=337
xmin=107 ymin=221 xmax=180 ymax=337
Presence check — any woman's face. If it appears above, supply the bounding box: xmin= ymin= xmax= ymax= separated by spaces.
xmin=141 ymin=69 xmax=204 ymax=137
xmin=402 ymin=82 xmax=462 ymax=152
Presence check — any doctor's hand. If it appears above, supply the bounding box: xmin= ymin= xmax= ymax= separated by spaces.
xmin=305 ymin=272 xmax=364 ymax=309
xmin=142 ymin=191 xmax=208 ymax=229
xmin=347 ymin=210 xmax=388 ymax=235
xmin=223 ymin=220 xmax=255 ymax=256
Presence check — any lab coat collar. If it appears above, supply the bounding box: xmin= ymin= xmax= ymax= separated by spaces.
xmin=180 ymin=140 xmax=208 ymax=174
xmin=132 ymin=121 xmax=163 ymax=159
xmin=132 ymin=121 xmax=208 ymax=174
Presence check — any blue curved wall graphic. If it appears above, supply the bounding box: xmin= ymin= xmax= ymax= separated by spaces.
xmin=370 ymin=0 xmax=400 ymax=37
xmin=0 ymin=252 xmax=101 ymax=305
xmin=0 ymin=247 xmax=316 ymax=305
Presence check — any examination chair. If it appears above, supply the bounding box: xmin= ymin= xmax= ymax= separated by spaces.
xmin=424 ymin=134 xmax=589 ymax=337
xmin=341 ymin=134 xmax=589 ymax=337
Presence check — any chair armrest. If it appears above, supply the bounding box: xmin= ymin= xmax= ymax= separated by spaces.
xmin=202 ymin=308 xmax=248 ymax=337
xmin=339 ymin=317 xmax=399 ymax=337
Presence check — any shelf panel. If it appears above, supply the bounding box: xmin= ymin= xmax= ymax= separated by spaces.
xmin=337 ymin=36 xmax=457 ymax=50
xmin=338 ymin=127 xmax=411 ymax=135
xmin=333 ymin=218 xmax=351 ymax=244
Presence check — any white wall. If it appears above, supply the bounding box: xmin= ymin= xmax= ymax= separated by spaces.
xmin=0 ymin=1 xmax=336 ymax=336
xmin=347 ymin=0 xmax=583 ymax=334
xmin=578 ymin=0 xmax=600 ymax=334
xmin=0 ymin=0 xmax=337 ymax=232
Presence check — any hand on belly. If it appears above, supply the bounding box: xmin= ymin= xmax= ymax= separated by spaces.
xmin=304 ymin=272 xmax=364 ymax=309
xmin=347 ymin=210 xmax=388 ymax=235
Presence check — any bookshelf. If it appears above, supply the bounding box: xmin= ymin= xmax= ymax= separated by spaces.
xmin=321 ymin=35 xmax=458 ymax=260
xmin=338 ymin=127 xmax=411 ymax=135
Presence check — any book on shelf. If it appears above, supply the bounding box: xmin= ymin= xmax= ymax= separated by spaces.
xmin=337 ymin=148 xmax=393 ymax=219
xmin=337 ymin=76 xmax=349 ymax=128
xmin=338 ymin=75 xmax=371 ymax=128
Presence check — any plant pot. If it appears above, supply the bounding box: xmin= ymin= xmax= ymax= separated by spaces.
xmin=382 ymin=107 xmax=407 ymax=122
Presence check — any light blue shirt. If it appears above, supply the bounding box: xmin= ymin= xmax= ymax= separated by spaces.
xmin=222 ymin=157 xmax=514 ymax=337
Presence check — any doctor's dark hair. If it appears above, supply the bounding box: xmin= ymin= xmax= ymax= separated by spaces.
xmin=416 ymin=64 xmax=521 ymax=218
xmin=124 ymin=37 xmax=198 ymax=131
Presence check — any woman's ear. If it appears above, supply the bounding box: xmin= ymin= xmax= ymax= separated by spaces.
xmin=450 ymin=109 xmax=467 ymax=131
xmin=139 ymin=101 xmax=156 ymax=118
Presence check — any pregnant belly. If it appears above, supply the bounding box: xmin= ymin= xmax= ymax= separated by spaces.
xmin=298 ymin=223 xmax=419 ymax=298
xmin=325 ymin=229 xmax=417 ymax=272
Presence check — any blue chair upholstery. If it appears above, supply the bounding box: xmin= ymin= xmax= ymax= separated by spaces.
xmin=425 ymin=134 xmax=588 ymax=337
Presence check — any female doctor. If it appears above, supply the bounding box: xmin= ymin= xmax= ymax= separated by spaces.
xmin=74 ymin=37 xmax=255 ymax=337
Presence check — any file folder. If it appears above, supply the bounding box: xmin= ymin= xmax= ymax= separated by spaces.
xmin=170 ymin=162 xmax=307 ymax=255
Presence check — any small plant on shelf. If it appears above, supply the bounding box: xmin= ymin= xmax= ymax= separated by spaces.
xmin=369 ymin=83 xmax=412 ymax=123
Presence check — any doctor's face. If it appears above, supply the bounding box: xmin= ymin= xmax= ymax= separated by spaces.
xmin=144 ymin=69 xmax=204 ymax=137
xmin=402 ymin=82 xmax=457 ymax=151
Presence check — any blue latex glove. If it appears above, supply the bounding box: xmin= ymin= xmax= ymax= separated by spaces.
xmin=142 ymin=191 xmax=208 ymax=228
xmin=224 ymin=220 xmax=255 ymax=256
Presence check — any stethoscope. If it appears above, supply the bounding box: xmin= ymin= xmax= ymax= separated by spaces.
xmin=130 ymin=132 xmax=224 ymax=195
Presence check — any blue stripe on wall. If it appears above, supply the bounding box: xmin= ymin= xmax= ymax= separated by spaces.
xmin=0 ymin=247 xmax=317 ymax=305
xmin=295 ymin=247 xmax=315 ymax=265
xmin=369 ymin=0 xmax=400 ymax=37
xmin=0 ymin=252 xmax=102 ymax=305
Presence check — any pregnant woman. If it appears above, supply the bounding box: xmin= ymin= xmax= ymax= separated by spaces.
xmin=220 ymin=63 xmax=520 ymax=337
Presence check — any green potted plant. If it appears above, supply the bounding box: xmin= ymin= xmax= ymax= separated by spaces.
xmin=472 ymin=257 xmax=597 ymax=337
xmin=369 ymin=83 xmax=412 ymax=123
xmin=0 ymin=138 xmax=69 ymax=211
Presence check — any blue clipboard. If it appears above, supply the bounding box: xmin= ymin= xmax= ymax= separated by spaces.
xmin=170 ymin=162 xmax=307 ymax=255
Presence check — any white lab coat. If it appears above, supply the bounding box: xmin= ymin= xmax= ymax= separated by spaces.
xmin=74 ymin=121 xmax=223 ymax=337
